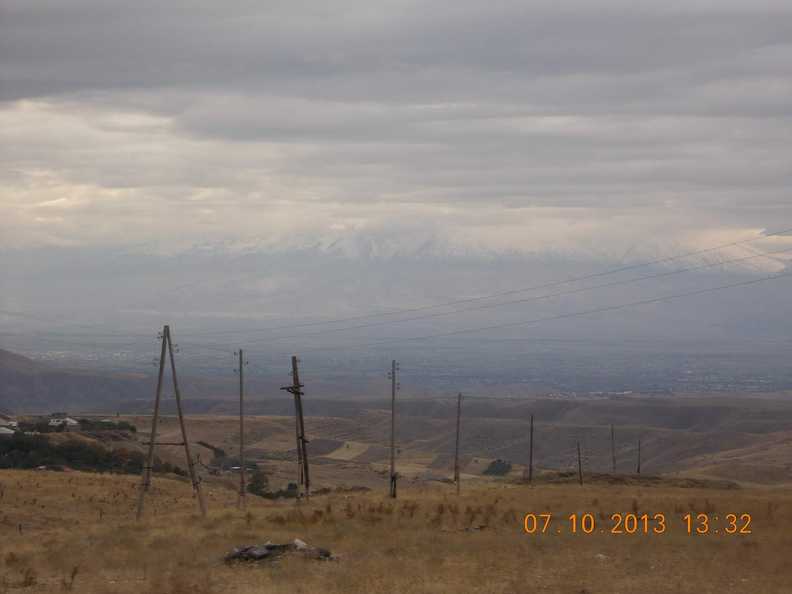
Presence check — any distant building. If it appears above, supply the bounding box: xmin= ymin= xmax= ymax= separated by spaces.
xmin=0 ymin=414 xmax=18 ymax=429
xmin=48 ymin=416 xmax=79 ymax=430
xmin=0 ymin=427 xmax=15 ymax=438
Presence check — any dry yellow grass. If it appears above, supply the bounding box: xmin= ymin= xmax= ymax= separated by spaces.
xmin=1 ymin=469 xmax=791 ymax=593
xmin=323 ymin=441 xmax=370 ymax=461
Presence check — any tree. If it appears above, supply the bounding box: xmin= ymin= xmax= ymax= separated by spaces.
xmin=483 ymin=459 xmax=512 ymax=476
xmin=247 ymin=467 xmax=269 ymax=497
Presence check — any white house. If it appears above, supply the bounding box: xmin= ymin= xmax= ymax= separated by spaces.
xmin=48 ymin=416 xmax=79 ymax=429
xmin=0 ymin=414 xmax=18 ymax=429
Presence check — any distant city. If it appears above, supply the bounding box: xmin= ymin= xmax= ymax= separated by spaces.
xmin=12 ymin=335 xmax=792 ymax=398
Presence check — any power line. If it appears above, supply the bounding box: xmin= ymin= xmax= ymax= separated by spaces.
xmin=288 ymin=271 xmax=792 ymax=354
xmin=3 ymin=228 xmax=790 ymax=346
xmin=218 ymin=245 xmax=792 ymax=346
xmin=175 ymin=227 xmax=792 ymax=338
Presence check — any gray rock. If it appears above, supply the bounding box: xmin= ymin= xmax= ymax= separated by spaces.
xmin=224 ymin=539 xmax=335 ymax=564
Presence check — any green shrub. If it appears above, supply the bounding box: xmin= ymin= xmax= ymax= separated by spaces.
xmin=247 ymin=468 xmax=270 ymax=497
xmin=483 ymin=459 xmax=512 ymax=476
xmin=0 ymin=434 xmax=180 ymax=475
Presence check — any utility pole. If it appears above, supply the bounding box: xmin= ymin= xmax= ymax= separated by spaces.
xmin=611 ymin=424 xmax=616 ymax=474
xmin=136 ymin=326 xmax=167 ymax=521
xmin=292 ymin=356 xmax=309 ymax=498
xmin=636 ymin=439 xmax=642 ymax=474
xmin=167 ymin=327 xmax=207 ymax=516
xmin=237 ymin=349 xmax=247 ymax=510
xmin=387 ymin=360 xmax=400 ymax=498
xmin=137 ymin=325 xmax=206 ymax=520
xmin=281 ymin=356 xmax=309 ymax=498
xmin=453 ymin=393 xmax=462 ymax=496
xmin=577 ymin=441 xmax=584 ymax=486
xmin=528 ymin=413 xmax=534 ymax=484
xmin=294 ymin=394 xmax=304 ymax=487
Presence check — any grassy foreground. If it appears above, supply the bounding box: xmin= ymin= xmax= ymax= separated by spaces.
xmin=0 ymin=470 xmax=790 ymax=593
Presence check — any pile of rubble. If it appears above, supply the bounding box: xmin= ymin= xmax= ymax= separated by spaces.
xmin=224 ymin=539 xmax=335 ymax=564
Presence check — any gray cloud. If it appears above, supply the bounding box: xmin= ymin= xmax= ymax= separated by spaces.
xmin=1 ymin=0 xmax=791 ymax=260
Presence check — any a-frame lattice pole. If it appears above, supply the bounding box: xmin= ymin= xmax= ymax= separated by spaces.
xmin=136 ymin=325 xmax=206 ymax=520
xmin=136 ymin=327 xmax=167 ymax=520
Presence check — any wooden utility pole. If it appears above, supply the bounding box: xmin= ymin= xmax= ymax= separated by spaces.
xmin=387 ymin=360 xmax=399 ymax=498
xmin=528 ymin=413 xmax=534 ymax=484
xmin=610 ymin=424 xmax=616 ymax=473
xmin=636 ymin=439 xmax=642 ymax=474
xmin=293 ymin=356 xmax=309 ymax=498
xmin=136 ymin=327 xmax=167 ymax=520
xmin=137 ymin=325 xmax=206 ymax=520
xmin=294 ymin=394 xmax=303 ymax=486
xmin=453 ymin=393 xmax=462 ymax=496
xmin=167 ymin=328 xmax=207 ymax=516
xmin=577 ymin=441 xmax=583 ymax=486
xmin=281 ymin=356 xmax=309 ymax=498
xmin=237 ymin=348 xmax=247 ymax=510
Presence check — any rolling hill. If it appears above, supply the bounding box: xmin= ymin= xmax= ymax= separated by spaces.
xmin=0 ymin=348 xmax=152 ymax=413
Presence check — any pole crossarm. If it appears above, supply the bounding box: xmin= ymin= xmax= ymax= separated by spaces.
xmin=280 ymin=385 xmax=304 ymax=395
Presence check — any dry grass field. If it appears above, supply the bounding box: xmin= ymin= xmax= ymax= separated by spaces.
xmin=116 ymin=392 xmax=792 ymax=491
xmin=1 ymin=469 xmax=791 ymax=593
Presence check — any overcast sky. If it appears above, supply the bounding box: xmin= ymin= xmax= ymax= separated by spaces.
xmin=1 ymin=1 xmax=792 ymax=358
xmin=2 ymin=0 xmax=791 ymax=256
